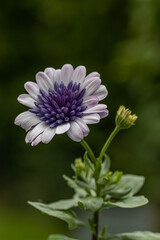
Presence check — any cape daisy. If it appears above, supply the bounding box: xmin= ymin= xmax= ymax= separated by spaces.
xmin=15 ymin=64 xmax=108 ymax=145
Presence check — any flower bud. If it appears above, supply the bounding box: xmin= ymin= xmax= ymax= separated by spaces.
xmin=75 ymin=158 xmax=85 ymax=171
xmin=116 ymin=105 xmax=138 ymax=129
xmin=110 ymin=171 xmax=123 ymax=184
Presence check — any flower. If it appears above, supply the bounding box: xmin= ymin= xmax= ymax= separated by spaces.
xmin=115 ymin=105 xmax=138 ymax=129
xmin=15 ymin=64 xmax=108 ymax=145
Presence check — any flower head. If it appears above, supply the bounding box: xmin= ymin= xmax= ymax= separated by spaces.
xmin=116 ymin=105 xmax=138 ymax=129
xmin=15 ymin=64 xmax=108 ymax=145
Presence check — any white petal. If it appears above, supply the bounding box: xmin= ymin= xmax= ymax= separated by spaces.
xmin=54 ymin=69 xmax=61 ymax=82
xmin=72 ymin=66 xmax=86 ymax=83
xmin=82 ymin=114 xmax=100 ymax=124
xmin=15 ymin=111 xmax=32 ymax=125
xmin=83 ymin=96 xmax=99 ymax=108
xmin=36 ymin=72 xmax=53 ymax=91
xmin=18 ymin=94 xmax=35 ymax=108
xmin=15 ymin=111 xmax=41 ymax=131
xmin=99 ymin=110 xmax=109 ymax=119
xmin=44 ymin=67 xmax=55 ymax=83
xmin=85 ymin=72 xmax=100 ymax=80
xmin=61 ymin=64 xmax=73 ymax=85
xmin=75 ymin=118 xmax=89 ymax=137
xmin=93 ymin=85 xmax=108 ymax=101
xmin=24 ymin=117 xmax=41 ymax=132
xmin=42 ymin=126 xmax=56 ymax=144
xmin=25 ymin=122 xmax=47 ymax=143
xmin=31 ymin=134 xmax=42 ymax=146
xmin=56 ymin=123 xmax=70 ymax=134
xmin=83 ymin=78 xmax=101 ymax=96
xmin=24 ymin=81 xmax=39 ymax=100
xmin=67 ymin=121 xmax=83 ymax=142
xmin=83 ymin=104 xmax=107 ymax=114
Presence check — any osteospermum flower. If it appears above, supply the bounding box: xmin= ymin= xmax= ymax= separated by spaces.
xmin=15 ymin=64 xmax=108 ymax=145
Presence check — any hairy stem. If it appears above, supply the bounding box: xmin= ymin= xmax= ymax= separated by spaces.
xmin=98 ymin=126 xmax=120 ymax=162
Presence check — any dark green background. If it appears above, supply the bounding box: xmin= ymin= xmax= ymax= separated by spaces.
xmin=0 ymin=0 xmax=160 ymax=239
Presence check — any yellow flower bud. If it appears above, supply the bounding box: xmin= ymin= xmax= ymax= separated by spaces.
xmin=116 ymin=105 xmax=138 ymax=129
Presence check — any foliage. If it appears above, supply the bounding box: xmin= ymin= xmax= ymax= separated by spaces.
xmin=28 ymin=150 xmax=159 ymax=239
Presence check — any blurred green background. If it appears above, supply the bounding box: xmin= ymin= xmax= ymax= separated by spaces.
xmin=0 ymin=0 xmax=160 ymax=239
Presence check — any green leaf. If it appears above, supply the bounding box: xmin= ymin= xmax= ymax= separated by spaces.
xmin=63 ymin=175 xmax=86 ymax=197
xmin=99 ymin=226 xmax=107 ymax=240
xmin=103 ymin=174 xmax=145 ymax=198
xmin=116 ymin=174 xmax=145 ymax=196
xmin=47 ymin=234 xmax=78 ymax=240
xmin=75 ymin=179 xmax=96 ymax=190
xmin=100 ymin=154 xmax=111 ymax=176
xmin=114 ymin=231 xmax=160 ymax=240
xmin=78 ymin=197 xmax=103 ymax=212
xmin=28 ymin=201 xmax=85 ymax=230
xmin=107 ymin=188 xmax=132 ymax=199
xmin=104 ymin=196 xmax=148 ymax=208
xmin=49 ymin=198 xmax=78 ymax=210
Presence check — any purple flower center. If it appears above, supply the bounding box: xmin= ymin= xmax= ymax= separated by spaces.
xmin=29 ymin=81 xmax=87 ymax=128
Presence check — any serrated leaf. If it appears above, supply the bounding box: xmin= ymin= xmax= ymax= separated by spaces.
xmin=104 ymin=196 xmax=148 ymax=208
xmin=47 ymin=234 xmax=78 ymax=240
xmin=28 ymin=201 xmax=85 ymax=230
xmin=63 ymin=175 xmax=86 ymax=197
xmin=78 ymin=197 xmax=103 ymax=212
xmin=114 ymin=231 xmax=160 ymax=240
xmin=49 ymin=198 xmax=78 ymax=210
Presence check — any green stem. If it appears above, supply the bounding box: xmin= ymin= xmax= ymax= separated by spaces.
xmin=81 ymin=126 xmax=120 ymax=240
xmin=92 ymin=211 xmax=99 ymax=240
xmin=99 ymin=126 xmax=120 ymax=162
xmin=81 ymin=139 xmax=97 ymax=164
xmin=80 ymin=139 xmax=99 ymax=240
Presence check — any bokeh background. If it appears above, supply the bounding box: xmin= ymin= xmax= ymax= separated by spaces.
xmin=0 ymin=0 xmax=160 ymax=239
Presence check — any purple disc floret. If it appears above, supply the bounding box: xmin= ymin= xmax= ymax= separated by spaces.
xmin=29 ymin=81 xmax=87 ymax=128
